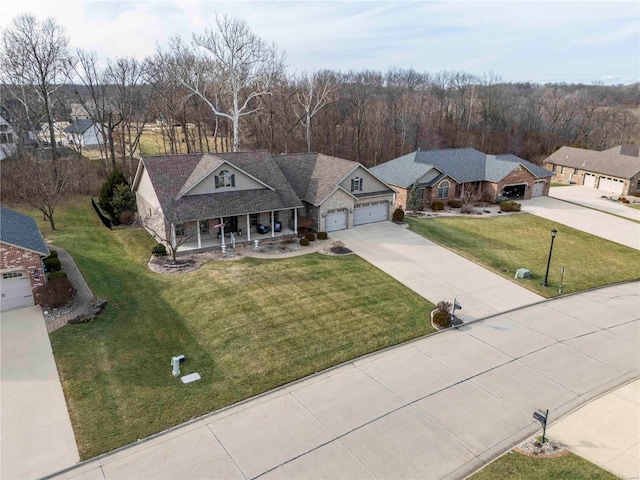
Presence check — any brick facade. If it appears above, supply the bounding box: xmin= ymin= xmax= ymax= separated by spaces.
xmin=0 ymin=243 xmax=47 ymax=292
xmin=547 ymin=164 xmax=639 ymax=196
xmin=496 ymin=168 xmax=543 ymax=200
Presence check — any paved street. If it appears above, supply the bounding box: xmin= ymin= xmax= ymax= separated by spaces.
xmin=47 ymin=281 xmax=639 ymax=480
xmin=331 ymin=222 xmax=544 ymax=322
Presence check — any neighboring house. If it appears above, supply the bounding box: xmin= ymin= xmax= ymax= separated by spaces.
xmin=274 ymin=153 xmax=395 ymax=232
xmin=39 ymin=121 xmax=70 ymax=147
xmin=133 ymin=150 xmax=396 ymax=253
xmin=371 ymin=147 xmax=552 ymax=210
xmin=0 ymin=207 xmax=49 ymax=312
xmin=64 ymin=119 xmax=104 ymax=149
xmin=544 ymin=145 xmax=640 ymax=196
xmin=0 ymin=114 xmax=17 ymax=160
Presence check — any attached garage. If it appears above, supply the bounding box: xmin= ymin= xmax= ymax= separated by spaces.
xmin=583 ymin=173 xmax=596 ymax=188
xmin=353 ymin=201 xmax=388 ymax=226
xmin=325 ymin=209 xmax=348 ymax=232
xmin=1 ymin=271 xmax=35 ymax=312
xmin=502 ymin=184 xmax=527 ymax=198
xmin=598 ymin=176 xmax=625 ymax=195
xmin=531 ymin=181 xmax=546 ymax=197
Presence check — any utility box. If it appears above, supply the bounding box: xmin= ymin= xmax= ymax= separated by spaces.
xmin=515 ymin=268 xmax=531 ymax=279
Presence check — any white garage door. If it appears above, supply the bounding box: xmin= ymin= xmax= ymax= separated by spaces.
xmin=325 ymin=209 xmax=348 ymax=232
xmin=353 ymin=201 xmax=388 ymax=225
xmin=598 ymin=177 xmax=624 ymax=195
xmin=531 ymin=181 xmax=546 ymax=197
xmin=583 ymin=173 xmax=596 ymax=188
xmin=1 ymin=271 xmax=34 ymax=312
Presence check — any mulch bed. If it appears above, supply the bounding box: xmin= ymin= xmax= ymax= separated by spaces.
xmin=513 ymin=437 xmax=570 ymax=458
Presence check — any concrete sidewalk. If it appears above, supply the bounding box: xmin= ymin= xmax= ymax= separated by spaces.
xmin=521 ymin=196 xmax=640 ymax=250
xmin=331 ymin=222 xmax=543 ymax=322
xmin=46 ymin=281 xmax=639 ymax=480
xmin=549 ymin=185 xmax=640 ymax=222
xmin=1 ymin=306 xmax=79 ymax=479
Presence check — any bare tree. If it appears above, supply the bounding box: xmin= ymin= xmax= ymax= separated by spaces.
xmin=294 ymin=70 xmax=336 ymax=152
xmin=460 ymin=184 xmax=481 ymax=213
xmin=142 ymin=205 xmax=196 ymax=264
xmin=0 ymin=14 xmax=71 ymax=160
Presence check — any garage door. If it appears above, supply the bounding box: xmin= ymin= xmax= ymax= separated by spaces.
xmin=353 ymin=201 xmax=388 ymax=226
xmin=1 ymin=271 xmax=34 ymax=312
xmin=531 ymin=181 xmax=546 ymax=197
xmin=502 ymin=184 xmax=526 ymax=198
xmin=583 ymin=173 xmax=596 ymax=188
xmin=598 ymin=177 xmax=624 ymax=195
xmin=325 ymin=209 xmax=348 ymax=232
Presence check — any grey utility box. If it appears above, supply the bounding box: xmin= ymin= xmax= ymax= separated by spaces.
xmin=515 ymin=268 xmax=531 ymax=279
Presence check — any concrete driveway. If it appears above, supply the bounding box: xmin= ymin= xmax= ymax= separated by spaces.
xmin=550 ymin=185 xmax=640 ymax=222
xmin=330 ymin=222 xmax=543 ymax=321
xmin=1 ymin=305 xmax=79 ymax=479
xmin=521 ymin=196 xmax=640 ymax=250
xmin=46 ymin=281 xmax=639 ymax=480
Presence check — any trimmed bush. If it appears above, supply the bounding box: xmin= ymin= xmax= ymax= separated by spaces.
xmin=152 ymin=243 xmax=167 ymax=256
xmin=317 ymin=231 xmax=328 ymax=240
xmin=499 ymin=200 xmax=521 ymax=212
xmin=432 ymin=310 xmax=451 ymax=329
xmin=43 ymin=257 xmax=62 ymax=272
xmin=47 ymin=271 xmax=68 ymax=280
xmin=305 ymin=232 xmax=316 ymax=242
xmin=431 ymin=201 xmax=445 ymax=211
xmin=118 ymin=210 xmax=135 ymax=225
xmin=35 ymin=278 xmax=75 ymax=309
xmin=392 ymin=208 xmax=405 ymax=223
xmin=299 ymin=238 xmax=310 ymax=246
xmin=447 ymin=199 xmax=462 ymax=208
xmin=46 ymin=250 xmax=58 ymax=258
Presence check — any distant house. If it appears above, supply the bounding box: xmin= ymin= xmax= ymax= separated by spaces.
xmin=371 ymin=147 xmax=552 ymax=210
xmin=544 ymin=145 xmax=640 ymax=196
xmin=64 ymin=119 xmax=104 ymax=149
xmin=0 ymin=114 xmax=17 ymax=160
xmin=39 ymin=121 xmax=70 ymax=147
xmin=0 ymin=207 xmax=49 ymax=311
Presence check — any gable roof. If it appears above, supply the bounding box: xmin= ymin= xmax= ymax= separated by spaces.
xmin=0 ymin=207 xmax=49 ymax=256
xmin=64 ymin=119 xmax=97 ymax=134
xmin=138 ymin=151 xmax=302 ymax=222
xmin=545 ymin=145 xmax=640 ymax=179
xmin=372 ymin=147 xmax=551 ymax=187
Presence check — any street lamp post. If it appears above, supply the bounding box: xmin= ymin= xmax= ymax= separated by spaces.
xmin=542 ymin=228 xmax=558 ymax=287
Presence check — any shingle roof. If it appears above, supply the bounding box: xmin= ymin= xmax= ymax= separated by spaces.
xmin=372 ymin=148 xmax=552 ymax=187
xmin=64 ymin=119 xmax=96 ymax=134
xmin=140 ymin=151 xmax=302 ymax=223
xmin=0 ymin=207 xmax=49 ymax=255
xmin=274 ymin=153 xmax=360 ymax=205
xmin=545 ymin=146 xmax=640 ymax=179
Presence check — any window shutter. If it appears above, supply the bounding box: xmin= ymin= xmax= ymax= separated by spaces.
xmin=351 ymin=179 xmax=355 ymax=191
xmin=360 ymin=178 xmax=363 ymax=191
xmin=214 ymin=175 xmax=219 ymax=188
xmin=231 ymin=174 xmax=235 ymax=187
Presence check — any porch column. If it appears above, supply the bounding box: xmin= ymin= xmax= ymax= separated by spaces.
xmin=220 ymin=217 xmax=225 ymax=246
xmin=294 ymin=208 xmax=298 ymax=234
xmin=271 ymin=211 xmax=275 ymax=237
xmin=197 ymin=221 xmax=202 ymax=249
xmin=246 ymin=215 xmax=251 ymax=241
xmin=171 ymin=223 xmax=176 ymax=248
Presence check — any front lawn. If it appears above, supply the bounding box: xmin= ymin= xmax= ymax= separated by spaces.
xmin=406 ymin=215 xmax=640 ymax=297
xmin=28 ymin=199 xmax=434 ymax=459
xmin=469 ymin=451 xmax=619 ymax=480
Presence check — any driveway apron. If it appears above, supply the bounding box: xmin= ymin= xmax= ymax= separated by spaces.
xmin=331 ymin=222 xmax=543 ymax=321
xmin=549 ymin=185 xmax=640 ymax=222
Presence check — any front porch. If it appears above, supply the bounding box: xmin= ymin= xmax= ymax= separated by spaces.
xmin=179 ymin=227 xmax=297 ymax=252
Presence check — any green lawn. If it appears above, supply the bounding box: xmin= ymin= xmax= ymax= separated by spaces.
xmin=551 ymin=182 xmax=571 ymax=187
xmin=406 ymin=215 xmax=640 ymax=298
xmin=25 ymin=199 xmax=434 ymax=459
xmin=469 ymin=451 xmax=619 ymax=480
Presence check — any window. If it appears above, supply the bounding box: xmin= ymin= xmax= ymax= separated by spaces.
xmin=437 ymin=180 xmax=450 ymax=199
xmin=351 ymin=177 xmax=363 ymax=192
xmin=636 ymin=180 xmax=640 ymax=191
xmin=215 ymin=170 xmax=235 ymax=188
xmin=560 ymin=166 xmax=566 ymax=174
xmin=175 ymin=223 xmax=185 ymax=236
xmin=0 ymin=132 xmax=13 ymax=144
xmin=199 ymin=220 xmax=209 ymax=234
xmin=249 ymin=213 xmax=258 ymax=226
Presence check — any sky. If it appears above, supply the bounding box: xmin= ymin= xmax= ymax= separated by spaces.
xmin=1 ymin=1 xmax=638 ymax=85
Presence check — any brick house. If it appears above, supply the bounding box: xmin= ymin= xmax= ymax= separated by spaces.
xmin=544 ymin=145 xmax=640 ymax=196
xmin=0 ymin=207 xmax=49 ymax=312
xmin=371 ymin=148 xmax=552 ymax=210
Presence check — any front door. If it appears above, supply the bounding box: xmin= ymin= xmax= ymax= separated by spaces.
xmin=224 ymin=216 xmax=238 ymax=233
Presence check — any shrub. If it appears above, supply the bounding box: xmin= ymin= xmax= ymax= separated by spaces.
xmin=448 ymin=199 xmax=462 ymax=208
xmin=43 ymin=257 xmax=62 ymax=272
xmin=317 ymin=231 xmax=328 ymax=240
xmin=35 ymin=278 xmax=75 ymax=309
xmin=47 ymin=271 xmax=68 ymax=280
xmin=332 ymin=240 xmax=345 ymax=248
xmin=46 ymin=250 xmax=58 ymax=258
xmin=118 ymin=210 xmax=135 ymax=225
xmin=499 ymin=200 xmax=521 ymax=212
xmin=300 ymin=238 xmax=310 ymax=246
xmin=431 ymin=201 xmax=445 ymax=211
xmin=392 ymin=208 xmax=405 ymax=223
xmin=98 ymin=169 xmax=129 ymax=222
xmin=152 ymin=243 xmax=167 ymax=256
xmin=437 ymin=300 xmax=452 ymax=313
xmin=110 ymin=183 xmax=137 ymax=221
xmin=305 ymin=232 xmax=316 ymax=241
xmin=432 ymin=310 xmax=451 ymax=329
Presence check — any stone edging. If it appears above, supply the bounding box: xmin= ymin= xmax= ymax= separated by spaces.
xmin=512 ymin=446 xmax=571 ymax=459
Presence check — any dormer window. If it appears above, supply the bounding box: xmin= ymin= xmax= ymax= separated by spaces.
xmin=215 ymin=170 xmax=235 ymax=189
xmin=351 ymin=176 xmax=363 ymax=192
